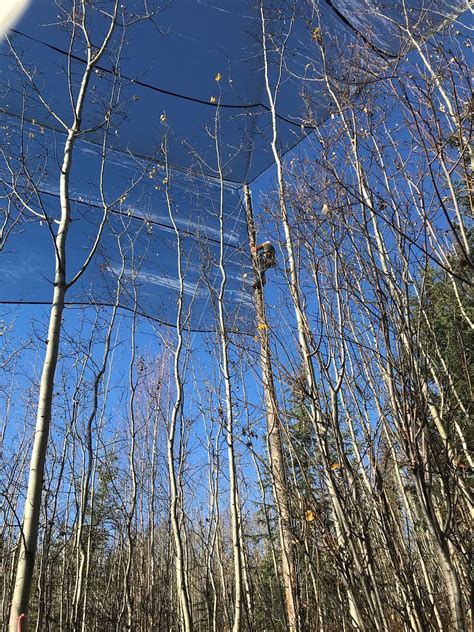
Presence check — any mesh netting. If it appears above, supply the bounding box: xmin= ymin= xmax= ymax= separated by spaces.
xmin=0 ymin=0 xmax=466 ymax=329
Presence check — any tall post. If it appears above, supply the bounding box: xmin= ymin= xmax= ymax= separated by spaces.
xmin=243 ymin=184 xmax=299 ymax=631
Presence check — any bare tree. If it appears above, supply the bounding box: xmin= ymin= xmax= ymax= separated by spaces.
xmin=5 ymin=3 xmax=157 ymax=629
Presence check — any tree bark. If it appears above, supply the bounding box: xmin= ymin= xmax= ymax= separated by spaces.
xmin=164 ymin=154 xmax=193 ymax=632
xmin=243 ymin=184 xmax=300 ymax=631
xmin=8 ymin=7 xmax=118 ymax=625
xmin=8 ymin=130 xmax=70 ymax=632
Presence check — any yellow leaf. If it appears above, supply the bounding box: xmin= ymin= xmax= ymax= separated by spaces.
xmin=331 ymin=462 xmax=341 ymax=470
xmin=215 ymin=72 xmax=221 ymax=82
xmin=312 ymin=27 xmax=322 ymax=43
xmin=257 ymin=322 xmax=268 ymax=331
xmin=305 ymin=510 xmax=314 ymax=522
xmin=210 ymin=96 xmax=217 ymax=104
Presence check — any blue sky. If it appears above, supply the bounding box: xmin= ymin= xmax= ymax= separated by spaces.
xmin=1 ymin=0 xmax=468 ymax=327
xmin=1 ymin=0 xmax=471 ymax=519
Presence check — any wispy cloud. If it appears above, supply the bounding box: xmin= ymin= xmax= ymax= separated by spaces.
xmin=109 ymin=265 xmax=209 ymax=300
